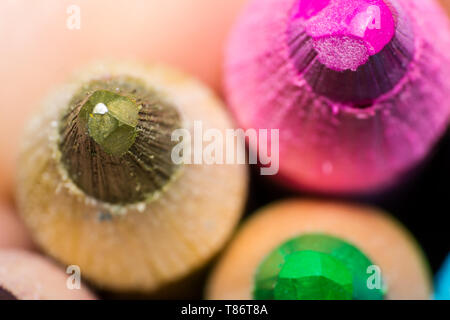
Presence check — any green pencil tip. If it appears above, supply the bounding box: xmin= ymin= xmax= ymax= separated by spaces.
xmin=253 ymin=234 xmax=385 ymax=300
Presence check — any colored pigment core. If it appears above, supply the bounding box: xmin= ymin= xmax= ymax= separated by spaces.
xmin=253 ymin=234 xmax=385 ymax=300
xmin=80 ymin=90 xmax=140 ymax=157
xmin=293 ymin=0 xmax=395 ymax=71
xmin=287 ymin=0 xmax=413 ymax=104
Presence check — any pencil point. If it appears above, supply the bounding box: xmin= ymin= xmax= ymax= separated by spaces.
xmin=253 ymin=234 xmax=385 ymax=300
xmin=288 ymin=0 xmax=413 ymax=104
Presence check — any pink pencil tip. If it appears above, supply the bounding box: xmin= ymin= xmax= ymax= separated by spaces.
xmin=293 ymin=0 xmax=395 ymax=71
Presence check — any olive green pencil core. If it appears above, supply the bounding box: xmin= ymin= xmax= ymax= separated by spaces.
xmin=81 ymin=90 xmax=140 ymax=156
xmin=58 ymin=76 xmax=182 ymax=205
